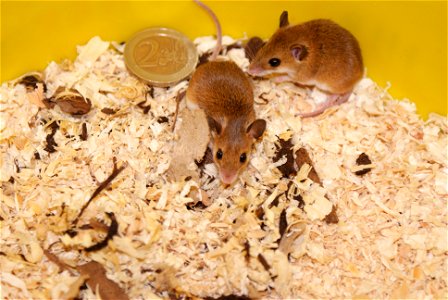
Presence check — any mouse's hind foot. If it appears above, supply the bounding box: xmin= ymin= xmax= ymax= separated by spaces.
xmin=298 ymin=91 xmax=352 ymax=118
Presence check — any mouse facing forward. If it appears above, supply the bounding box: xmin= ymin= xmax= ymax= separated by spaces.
xmin=187 ymin=61 xmax=266 ymax=185
xmin=185 ymin=1 xmax=266 ymax=185
xmin=248 ymin=11 xmax=364 ymax=117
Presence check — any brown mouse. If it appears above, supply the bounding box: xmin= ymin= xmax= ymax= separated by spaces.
xmin=248 ymin=12 xmax=364 ymax=117
xmin=185 ymin=1 xmax=266 ymax=185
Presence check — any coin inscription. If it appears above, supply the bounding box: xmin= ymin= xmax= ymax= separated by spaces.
xmin=134 ymin=36 xmax=188 ymax=75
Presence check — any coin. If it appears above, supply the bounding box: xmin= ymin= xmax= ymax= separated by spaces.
xmin=124 ymin=27 xmax=198 ymax=87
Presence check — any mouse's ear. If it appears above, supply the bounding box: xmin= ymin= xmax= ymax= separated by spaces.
xmin=247 ymin=119 xmax=266 ymax=139
xmin=279 ymin=11 xmax=289 ymax=28
xmin=207 ymin=116 xmax=222 ymax=136
xmin=291 ymin=44 xmax=308 ymax=61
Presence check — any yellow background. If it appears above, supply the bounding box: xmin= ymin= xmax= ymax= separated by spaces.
xmin=1 ymin=0 xmax=447 ymax=118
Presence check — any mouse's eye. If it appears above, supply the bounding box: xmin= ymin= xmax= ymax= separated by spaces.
xmin=216 ymin=149 xmax=223 ymax=160
xmin=269 ymin=58 xmax=281 ymax=67
xmin=240 ymin=153 xmax=247 ymax=163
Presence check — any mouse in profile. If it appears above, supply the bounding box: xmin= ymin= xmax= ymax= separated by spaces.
xmin=248 ymin=11 xmax=364 ymax=117
xmin=185 ymin=0 xmax=266 ymax=185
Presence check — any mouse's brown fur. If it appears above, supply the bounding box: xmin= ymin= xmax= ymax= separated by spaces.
xmin=248 ymin=14 xmax=363 ymax=116
xmin=186 ymin=61 xmax=265 ymax=185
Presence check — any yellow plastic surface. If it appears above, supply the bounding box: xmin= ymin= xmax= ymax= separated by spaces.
xmin=1 ymin=0 xmax=447 ymax=118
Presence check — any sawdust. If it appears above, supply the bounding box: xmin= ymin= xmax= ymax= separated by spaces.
xmin=1 ymin=35 xmax=447 ymax=299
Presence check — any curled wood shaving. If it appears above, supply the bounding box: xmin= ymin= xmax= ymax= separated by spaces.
xmin=62 ymin=275 xmax=89 ymax=300
xmin=24 ymin=79 xmax=47 ymax=108
xmin=151 ymin=265 xmax=179 ymax=294
xmin=76 ymin=36 xmax=110 ymax=64
xmin=1 ymin=273 xmax=31 ymax=298
xmin=278 ymin=222 xmax=307 ymax=256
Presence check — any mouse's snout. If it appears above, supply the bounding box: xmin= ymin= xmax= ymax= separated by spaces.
xmin=220 ymin=169 xmax=238 ymax=185
xmin=247 ymin=64 xmax=264 ymax=76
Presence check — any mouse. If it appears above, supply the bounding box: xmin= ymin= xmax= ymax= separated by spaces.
xmin=247 ymin=11 xmax=364 ymax=117
xmin=185 ymin=0 xmax=266 ymax=185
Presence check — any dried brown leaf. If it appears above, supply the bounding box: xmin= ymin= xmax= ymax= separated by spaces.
xmin=225 ymin=42 xmax=243 ymax=52
xmin=279 ymin=208 xmax=288 ymax=239
xmin=17 ymin=73 xmax=46 ymax=92
xmin=88 ymin=218 xmax=110 ymax=232
xmin=255 ymin=206 xmax=265 ymax=220
xmin=44 ymin=121 xmax=59 ymax=153
xmin=77 ymin=261 xmax=129 ymax=300
xmin=85 ymin=212 xmax=118 ymax=252
xmin=197 ymin=52 xmax=212 ymax=67
xmin=79 ymin=123 xmax=88 ymax=141
xmin=287 ymin=181 xmax=305 ymax=209
xmin=101 ymin=107 xmax=117 ymax=115
xmin=47 ymin=87 xmax=92 ymax=115
xmin=274 ymin=136 xmax=296 ymax=178
xmin=72 ymin=158 xmax=126 ymax=226
xmin=196 ymin=147 xmax=214 ymax=173
xmin=324 ymin=205 xmax=339 ymax=224
xmin=244 ymin=240 xmax=251 ymax=263
xmin=186 ymin=201 xmax=208 ymax=210
xmin=257 ymin=253 xmax=271 ymax=272
xmin=295 ymin=148 xmax=321 ymax=184
xmin=137 ymin=100 xmax=151 ymax=114
xmin=355 ymin=153 xmax=372 ymax=176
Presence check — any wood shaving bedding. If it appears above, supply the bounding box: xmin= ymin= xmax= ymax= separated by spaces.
xmin=1 ymin=35 xmax=447 ymax=299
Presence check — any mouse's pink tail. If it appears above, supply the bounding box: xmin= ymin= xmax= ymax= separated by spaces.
xmin=194 ymin=0 xmax=222 ymax=61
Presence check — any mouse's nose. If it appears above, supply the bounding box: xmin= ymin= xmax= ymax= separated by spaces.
xmin=247 ymin=64 xmax=263 ymax=76
xmin=220 ymin=170 xmax=237 ymax=185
